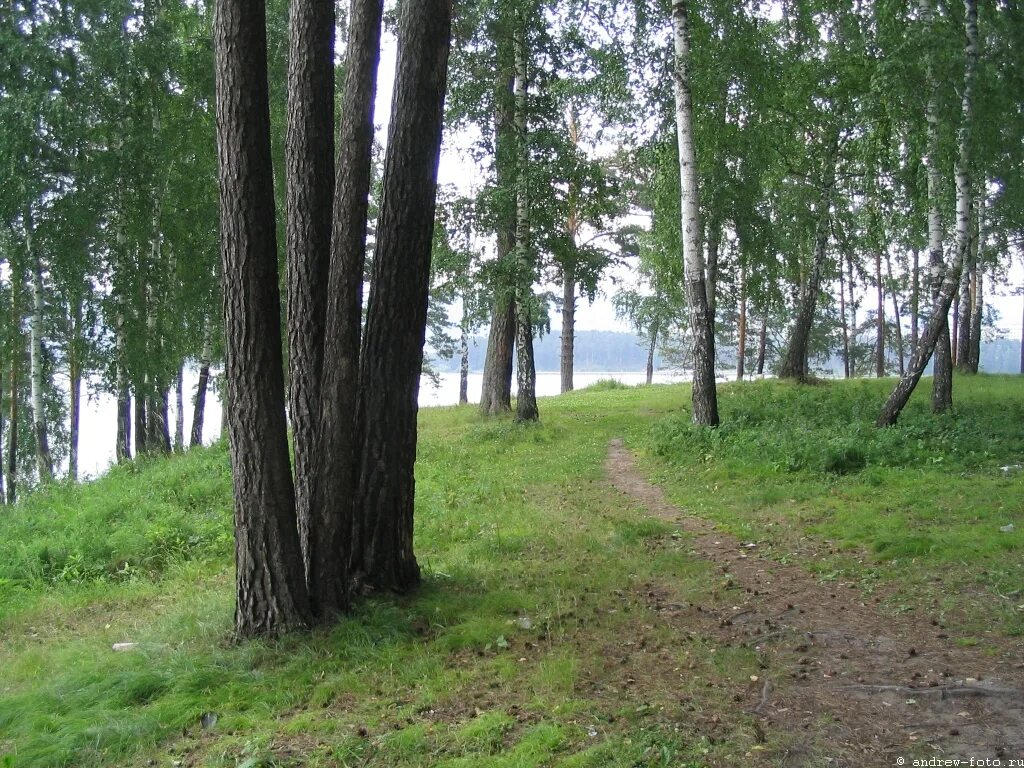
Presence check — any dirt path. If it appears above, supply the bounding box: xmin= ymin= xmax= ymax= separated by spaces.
xmin=605 ymin=438 xmax=1024 ymax=766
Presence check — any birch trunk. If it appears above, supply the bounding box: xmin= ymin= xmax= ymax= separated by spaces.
xmin=459 ymin=301 xmax=469 ymax=404
xmin=840 ymin=250 xmax=850 ymax=379
xmin=878 ymin=0 xmax=976 ymax=427
xmin=560 ymin=261 xmax=575 ymax=394
xmin=736 ymin=262 xmax=747 ymax=381
xmin=755 ymin=316 xmax=767 ymax=376
xmin=68 ymin=298 xmax=82 ymax=481
xmin=875 ymin=249 xmax=885 ymax=377
xmin=27 ymin=218 xmax=52 ymax=483
xmin=886 ymin=252 xmax=905 ymax=375
xmin=646 ymin=320 xmax=659 ymax=385
xmin=910 ymin=247 xmax=920 ymax=350
xmin=174 ymin=366 xmax=184 ymax=450
xmin=673 ymin=0 xmax=718 ymax=425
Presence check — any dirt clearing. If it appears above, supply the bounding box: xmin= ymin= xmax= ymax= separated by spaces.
xmin=605 ymin=438 xmax=1024 ymax=766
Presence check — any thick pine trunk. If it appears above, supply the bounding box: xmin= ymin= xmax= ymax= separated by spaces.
xmin=780 ymin=140 xmax=837 ymax=382
xmin=314 ymin=0 xmax=383 ymax=617
xmin=673 ymin=0 xmax=717 ymax=426
xmin=286 ymin=0 xmax=334 ymax=591
xmin=879 ymin=0 xmax=976 ymax=427
xmin=875 ymin=250 xmax=885 ymax=377
xmin=351 ymin=0 xmax=451 ymax=593
xmin=214 ymin=0 xmax=311 ymax=636
xmin=560 ymin=261 xmax=575 ymax=394
xmin=513 ymin=22 xmax=538 ymax=423
xmin=478 ymin=39 xmax=516 ymax=416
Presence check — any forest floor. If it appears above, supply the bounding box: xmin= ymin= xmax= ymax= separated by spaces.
xmin=0 ymin=375 xmax=1022 ymax=767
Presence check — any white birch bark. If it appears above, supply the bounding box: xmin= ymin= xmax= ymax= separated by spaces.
xmin=27 ymin=216 xmax=52 ymax=482
xmin=672 ymin=0 xmax=718 ymax=426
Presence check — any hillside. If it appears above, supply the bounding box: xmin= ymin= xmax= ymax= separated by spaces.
xmin=1 ymin=375 xmax=1022 ymax=766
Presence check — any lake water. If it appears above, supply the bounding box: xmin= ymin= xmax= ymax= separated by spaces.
xmin=73 ymin=370 xmax=692 ymax=479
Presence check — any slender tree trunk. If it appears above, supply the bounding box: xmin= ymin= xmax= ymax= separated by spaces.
xmin=5 ymin=279 xmax=17 ymax=503
xmin=191 ymin=321 xmax=212 ymax=447
xmin=951 ymin=292 xmax=960 ymax=365
xmin=68 ymin=341 xmax=80 ymax=482
xmin=478 ymin=43 xmax=516 ymax=416
xmin=879 ymin=0 xmax=976 ymax=427
xmin=969 ymin=267 xmax=982 ymax=372
xmin=134 ymin=381 xmax=147 ymax=455
xmin=848 ymin=250 xmax=857 ymax=377
xmin=27 ymin=219 xmax=52 ymax=483
xmin=350 ymin=0 xmax=451 ymax=592
xmin=314 ymin=0 xmax=383 ymax=617
xmin=174 ymin=366 xmax=184 ymax=450
xmin=911 ymin=247 xmax=920 ymax=351
xmin=673 ymin=0 xmax=718 ymax=425
xmin=214 ymin=0 xmax=311 ymax=636
xmin=513 ymin=20 xmax=538 ymax=423
xmin=886 ymin=253 xmax=905 ymax=375
xmin=286 ymin=0 xmax=335 ymax=590
xmin=736 ymin=262 xmax=747 ymax=381
xmin=560 ymin=261 xmax=575 ymax=394
xmin=459 ymin=301 xmax=469 ymax=404
xmin=6 ymin=352 xmax=16 ymax=505
xmin=1020 ymin=293 xmax=1024 ymax=375
xmin=646 ymin=320 xmax=659 ymax=385
xmin=780 ymin=138 xmax=838 ymax=382
xmin=705 ymin=218 xmax=721 ymax=327
xmin=0 ymin=374 xmax=4 ymax=502
xmin=840 ymin=251 xmax=850 ymax=379
xmin=875 ymin=249 xmax=885 ymax=377
xmin=755 ymin=316 xmax=767 ymax=376
xmin=921 ymin=0 xmax=953 ymax=412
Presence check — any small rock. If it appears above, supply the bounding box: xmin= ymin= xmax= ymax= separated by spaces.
xmin=112 ymin=642 xmax=138 ymax=652
xmin=516 ymin=616 xmax=533 ymax=630
xmin=999 ymin=524 xmax=1015 ymax=533
xmin=200 ymin=712 xmax=218 ymax=730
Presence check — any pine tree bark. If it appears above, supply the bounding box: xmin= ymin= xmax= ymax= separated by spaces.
xmin=513 ymin=21 xmax=538 ymax=424
xmin=673 ymin=0 xmax=718 ymax=426
xmin=779 ymin=138 xmax=838 ymax=382
xmin=878 ymin=0 xmax=976 ymax=427
xmin=350 ymin=0 xmax=451 ymax=593
xmin=286 ymin=0 xmax=335 ymax=589
xmin=478 ymin=34 xmax=516 ymax=416
xmin=214 ymin=0 xmax=311 ymax=636
xmin=314 ymin=0 xmax=384 ymax=617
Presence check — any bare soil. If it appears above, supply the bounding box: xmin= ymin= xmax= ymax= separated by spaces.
xmin=604 ymin=438 xmax=1024 ymax=767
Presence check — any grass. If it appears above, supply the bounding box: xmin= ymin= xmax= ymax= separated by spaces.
xmin=0 ymin=374 xmax=1021 ymax=766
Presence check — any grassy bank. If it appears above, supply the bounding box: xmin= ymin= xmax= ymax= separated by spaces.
xmin=0 ymin=375 xmax=1020 ymax=767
